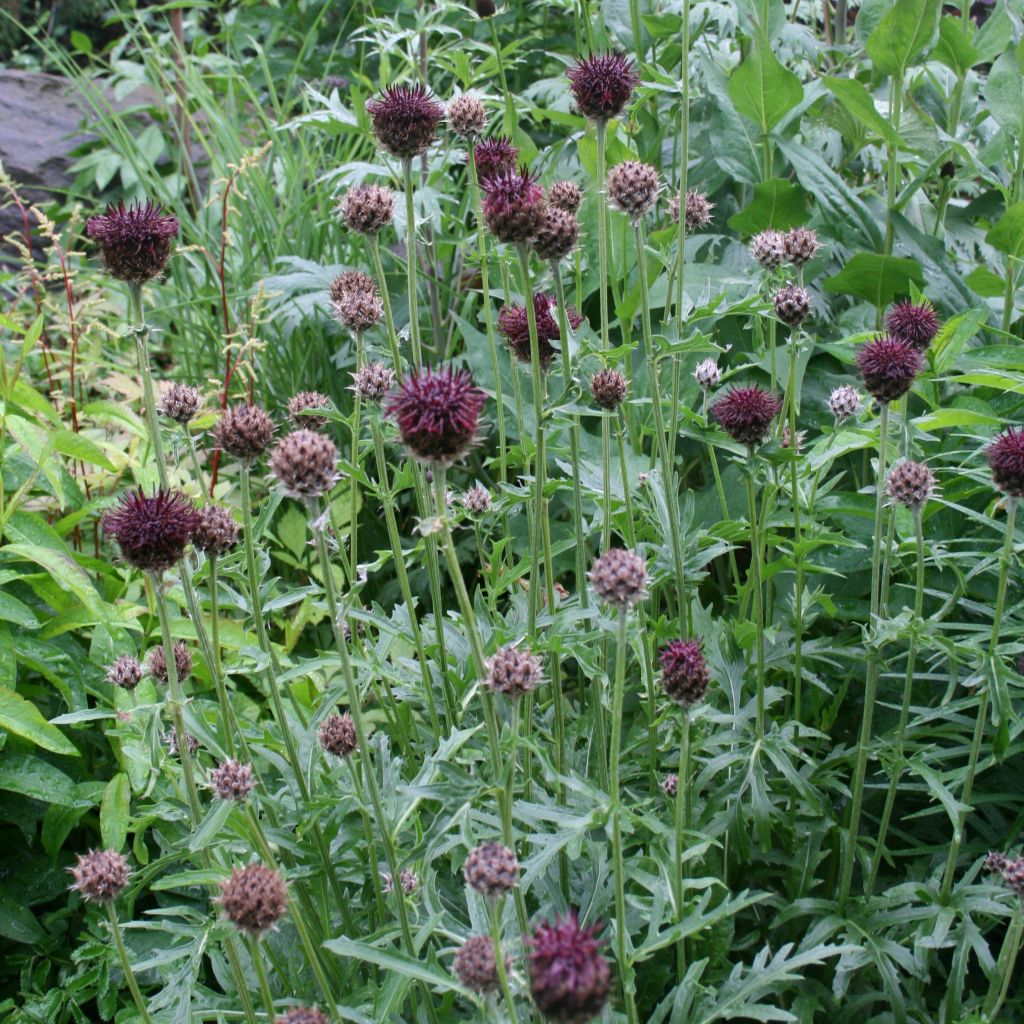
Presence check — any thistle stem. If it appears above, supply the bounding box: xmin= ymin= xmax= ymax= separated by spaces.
xmin=984 ymin=898 xmax=1024 ymax=1020
xmin=744 ymin=457 xmax=766 ymax=739
xmin=369 ymin=236 xmax=404 ymax=372
xmin=402 ymin=158 xmax=422 ymax=369
xmin=941 ymin=496 xmax=1017 ymax=901
xmin=248 ymin=936 xmax=277 ymax=1022
xmin=595 ymin=118 xmax=613 ymax=551
xmin=106 ymin=904 xmax=156 ymax=1024
xmin=488 ymin=898 xmax=519 ymax=1024
xmin=867 ymin=508 xmax=925 ymax=894
xmin=838 ymin=401 xmax=890 ymax=909
xmin=787 ymin=332 xmax=804 ymax=723
xmin=609 ymin=607 xmax=639 ymax=1024
xmin=673 ymin=711 xmax=691 ymax=980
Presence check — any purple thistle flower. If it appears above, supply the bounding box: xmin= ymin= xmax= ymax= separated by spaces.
xmin=659 ymin=639 xmax=710 ymax=707
xmin=384 ymin=365 xmax=486 ymax=465
xmin=986 ymin=427 xmax=1024 ymax=497
xmin=481 ymin=165 xmax=546 ymax=244
xmin=526 ymin=912 xmax=611 ymax=1023
xmin=473 ymin=136 xmax=519 ymax=181
xmin=710 ymin=386 xmax=782 ymax=447
xmin=566 ymin=52 xmax=639 ymax=121
xmin=886 ymin=300 xmax=941 ymax=350
xmin=365 ymin=83 xmax=444 ymax=159
xmin=855 ymin=336 xmax=923 ymax=404
xmin=69 ymin=849 xmax=130 ymax=903
xmin=497 ymin=294 xmax=584 ymax=369
xmin=85 ymin=199 xmax=179 ymax=284
xmin=102 ymin=489 xmax=200 ymax=574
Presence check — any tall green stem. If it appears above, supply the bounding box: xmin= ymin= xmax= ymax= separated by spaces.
xmin=787 ymin=332 xmax=804 ymax=722
xmin=369 ymin=236 xmax=404 ymax=372
xmin=673 ymin=711 xmax=691 ymax=981
xmin=402 ymin=158 xmax=422 ymax=369
xmin=744 ymin=457 xmax=766 ymax=738
xmin=884 ymin=77 xmax=904 ymax=256
xmin=984 ymin=899 xmax=1024 ymax=1020
xmin=248 ymin=936 xmax=277 ymax=1022
xmin=488 ymin=898 xmax=519 ymax=1024
xmin=838 ymin=401 xmax=890 ymax=909
xmin=610 ymin=609 xmax=639 ymax=1024
xmin=941 ymin=497 xmax=1017 ymax=901
xmin=867 ymin=509 xmax=925 ymax=894
xmin=676 ymin=0 xmax=691 ymax=328
xmin=595 ymin=119 xmax=613 ymax=551
xmin=106 ymin=904 xmax=156 ymax=1024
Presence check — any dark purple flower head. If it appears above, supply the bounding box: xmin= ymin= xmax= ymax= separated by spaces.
xmin=103 ymin=489 xmax=200 ymax=574
xmin=498 ymin=294 xmax=583 ymax=369
xmin=365 ymin=83 xmax=444 ymax=159
xmin=986 ymin=427 xmax=1024 ymax=497
xmin=526 ymin=912 xmax=611 ymax=1023
xmin=481 ymin=166 xmax=546 ymax=244
xmin=885 ymin=300 xmax=941 ymax=350
xmin=219 ymin=863 xmax=288 ymax=936
xmin=454 ymin=934 xmax=507 ymax=994
xmin=473 ymin=136 xmax=518 ymax=181
xmin=855 ymin=335 xmax=923 ymax=404
xmin=659 ymin=639 xmax=710 ymax=707
xmin=566 ymin=52 xmax=639 ymax=121
xmin=385 ymin=365 xmax=485 ymax=465
xmin=710 ymin=386 xmax=782 ymax=447
xmin=86 ymin=199 xmax=179 ymax=284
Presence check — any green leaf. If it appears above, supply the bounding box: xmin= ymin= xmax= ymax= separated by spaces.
xmin=728 ymin=30 xmax=804 ymax=134
xmin=0 ymin=545 xmax=105 ymax=619
xmin=965 ymin=265 xmax=1005 ymax=298
xmin=0 ymin=752 xmax=81 ymax=805
xmin=69 ymin=30 xmax=92 ymax=54
xmin=323 ymin=936 xmax=467 ymax=995
xmin=0 ymin=687 xmax=77 ymax=755
xmin=50 ymin=430 xmax=115 ymax=472
xmin=866 ymin=0 xmax=942 ymax=78
xmin=100 ymin=773 xmax=130 ymax=851
xmin=987 ymin=48 xmax=1024 ymax=133
xmin=825 ymin=77 xmax=900 ymax=146
xmin=0 ymin=890 xmax=45 ymax=944
xmin=727 ymin=177 xmax=809 ymax=234
xmin=0 ymin=592 xmax=38 ymax=628
xmin=933 ymin=16 xmax=978 ymax=76
xmin=985 ymin=202 xmax=1024 ymax=257
xmin=824 ymin=253 xmax=925 ymax=306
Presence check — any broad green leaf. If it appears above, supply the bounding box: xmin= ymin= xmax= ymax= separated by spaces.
xmin=100 ymin=773 xmax=130 ymax=851
xmin=933 ymin=16 xmax=978 ymax=76
xmin=0 ymin=592 xmax=38 ymax=628
xmin=825 ymin=77 xmax=899 ymax=147
xmin=727 ymin=177 xmax=809 ymax=234
xmin=985 ymin=202 xmax=1024 ymax=257
xmin=1 ymin=544 xmax=106 ymax=619
xmin=0 ymin=890 xmax=45 ymax=944
xmin=965 ymin=265 xmax=1005 ymax=298
xmin=824 ymin=253 xmax=924 ymax=306
xmin=986 ymin=48 xmax=1024 ymax=133
xmin=866 ymin=0 xmax=942 ymax=78
xmin=50 ymin=430 xmax=115 ymax=472
xmin=728 ymin=30 xmax=804 ymax=134
xmin=0 ymin=752 xmax=80 ymax=805
xmin=324 ymin=935 xmax=467 ymax=995
xmin=0 ymin=687 xmax=77 ymax=755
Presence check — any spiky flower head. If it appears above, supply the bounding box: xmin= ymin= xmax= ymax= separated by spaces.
xmin=147 ymin=641 xmax=192 ymax=684
xmin=485 ymin=644 xmax=544 ymax=698
xmin=1004 ymin=858 xmax=1024 ymax=896
xmin=498 ymin=294 xmax=583 ymax=369
xmin=481 ymin=166 xmax=546 ymax=244
xmin=783 ymin=227 xmax=820 ymax=266
xmin=288 ymin=391 xmax=332 ymax=431
xmin=462 ymin=484 xmax=492 ymax=514
xmin=694 ymin=358 xmax=721 ymax=390
xmin=85 ymin=199 xmax=179 ymax=284
xmin=158 ymin=383 xmax=201 ymax=424
xmin=69 ymin=849 xmax=129 ymax=903
xmin=385 ymin=365 xmax=485 ymax=465
xmin=269 ymin=430 xmax=339 ymax=499
xmin=828 ymin=385 xmax=861 ymax=422
xmin=447 ymin=94 xmax=488 ymax=138
xmin=365 ymin=83 xmax=444 ymax=159
xmin=670 ymin=190 xmax=715 ymax=231
xmin=275 ymin=1009 xmax=330 ymax=1024
xmin=781 ymin=424 xmax=804 ymax=451
xmin=211 ymin=759 xmax=255 ymax=802
xmin=751 ymin=230 xmax=786 ymax=270
xmin=773 ymin=284 xmax=811 ymax=327
xmin=886 ymin=461 xmax=935 ymax=511
xmin=659 ymin=639 xmax=710 ymax=707
xmin=526 ymin=912 xmax=611 ymax=1023
xmin=855 ymin=336 xmax=923 ymax=404
xmin=103 ymin=488 xmax=199 ymax=573
xmin=214 ymin=404 xmax=275 ymax=461
xmin=339 ymin=183 xmax=395 ymax=235
xmin=464 ymin=842 xmax=519 ymax=897
xmin=192 ymin=505 xmax=240 ymax=557
xmin=382 ymin=868 xmax=420 ymax=895
xmin=606 ymin=160 xmax=660 ymax=220
xmin=329 ymin=270 xmax=384 ymax=333
xmin=590 ymin=368 xmax=627 ymax=410
xmin=532 ymin=207 xmax=580 ymax=262
xmin=984 ymin=851 xmax=1010 ymax=875
xmin=986 ymin=427 xmax=1024 ymax=497
xmin=218 ymin=863 xmax=288 ymax=937
xmin=886 ymin=299 xmax=941 ymax=350
xmin=548 ymin=180 xmax=583 ymax=213
xmin=589 ymin=548 xmax=647 ymax=609
xmin=473 ymin=136 xmax=518 ymax=181
xmin=454 ymin=935 xmax=508 ymax=994
xmin=351 ymin=362 xmax=397 ymax=402
xmin=164 ymin=729 xmax=200 ymax=757
xmin=710 ymin=386 xmax=782 ymax=447
xmin=566 ymin=51 xmax=639 ymax=121
xmin=662 ymin=774 xmax=679 ymax=798
xmin=319 ymin=712 xmax=358 ymax=758
xmin=106 ymin=654 xmax=143 ymax=691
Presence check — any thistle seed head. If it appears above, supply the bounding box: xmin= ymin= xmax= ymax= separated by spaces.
xmin=463 ymin=842 xmax=520 ymax=898
xmin=454 ymin=934 xmax=507 ymax=994
xmin=606 ymin=160 xmax=660 ymax=220
xmin=106 ymin=654 xmax=144 ymax=691
xmin=158 ymin=383 xmax=201 ymax=424
xmin=147 ymin=641 xmax=192 ymax=684
xmin=319 ymin=712 xmax=358 ymax=758
xmin=351 ymin=362 xmax=397 ymax=402
xmin=211 ymin=759 xmax=256 ymax=801
xmin=218 ymin=863 xmax=288 ymax=937
xmin=269 ymin=430 xmax=340 ymax=498
xmin=287 ymin=391 xmax=332 ymax=431
xmin=589 ymin=548 xmax=647 ymax=609
xmin=532 ymin=207 xmax=580 ymax=262
xmin=783 ymin=227 xmax=820 ymax=266
xmin=773 ymin=284 xmax=811 ymax=327
xmin=69 ymin=849 xmax=129 ymax=903
xmin=547 ymin=180 xmax=583 ymax=213
xmin=214 ymin=405 xmax=275 ymax=461
xmin=589 ymin=368 xmax=627 ymax=410
xmin=447 ymin=94 xmax=488 ymax=139
xmin=750 ymin=230 xmax=786 ymax=270
xmin=339 ymin=183 xmax=395 ymax=235
xmin=694 ymin=358 xmax=721 ymax=390
xmin=886 ymin=460 xmax=936 ymax=510
xmin=828 ymin=385 xmax=862 ymax=422
xmin=192 ymin=505 xmax=240 ymax=557
xmin=485 ymin=644 xmax=544 ymax=698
